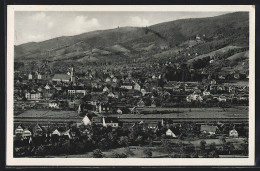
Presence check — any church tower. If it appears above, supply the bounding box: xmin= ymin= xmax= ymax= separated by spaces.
xmin=70 ymin=66 xmax=76 ymax=83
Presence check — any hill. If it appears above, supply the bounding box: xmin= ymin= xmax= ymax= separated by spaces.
xmin=14 ymin=12 xmax=249 ymax=71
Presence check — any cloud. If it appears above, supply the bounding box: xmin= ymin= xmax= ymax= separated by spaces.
xmin=27 ymin=34 xmax=45 ymax=42
xmin=66 ymin=15 xmax=100 ymax=35
xmin=47 ymin=22 xmax=54 ymax=28
xmin=30 ymin=12 xmax=47 ymax=21
xmin=129 ymin=16 xmax=150 ymax=27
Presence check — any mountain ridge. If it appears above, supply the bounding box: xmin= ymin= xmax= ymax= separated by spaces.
xmin=14 ymin=12 xmax=249 ymax=66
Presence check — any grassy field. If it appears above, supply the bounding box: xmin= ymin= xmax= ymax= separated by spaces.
xmin=15 ymin=109 xmax=82 ymax=118
xmin=116 ymin=107 xmax=248 ymax=119
xmin=46 ymin=137 xmax=247 ymax=158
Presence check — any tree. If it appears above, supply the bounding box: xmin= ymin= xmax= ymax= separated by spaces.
xmin=112 ymin=152 xmax=128 ymax=158
xmin=92 ymin=149 xmax=104 ymax=158
xmin=209 ymin=142 xmax=217 ymax=151
xmin=135 ymin=135 xmax=144 ymax=146
xmin=219 ymin=136 xmax=226 ymax=144
xmin=240 ymin=142 xmax=248 ymax=156
xmin=125 ymin=147 xmax=134 ymax=156
xmin=143 ymin=148 xmax=152 ymax=158
xmin=223 ymin=142 xmax=235 ymax=155
xmin=162 ymin=140 xmax=174 ymax=154
xmin=208 ymin=150 xmax=219 ymax=158
xmin=200 ymin=140 xmax=206 ymax=151
xmin=118 ymin=136 xmax=129 ymax=147
xmin=98 ymin=138 xmax=109 ymax=150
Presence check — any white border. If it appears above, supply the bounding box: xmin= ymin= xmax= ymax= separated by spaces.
xmin=6 ymin=5 xmax=255 ymax=166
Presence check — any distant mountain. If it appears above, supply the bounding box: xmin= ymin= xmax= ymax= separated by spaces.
xmin=14 ymin=12 xmax=249 ymax=65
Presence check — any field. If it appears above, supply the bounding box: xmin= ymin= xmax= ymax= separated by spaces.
xmin=117 ymin=107 xmax=248 ymax=119
xmin=187 ymin=45 xmax=240 ymax=63
xmin=43 ymin=137 xmax=247 ymax=158
xmin=15 ymin=109 xmax=81 ymax=118
xmin=14 ymin=106 xmax=248 ymax=125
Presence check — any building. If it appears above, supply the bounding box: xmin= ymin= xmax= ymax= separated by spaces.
xmin=28 ymin=73 xmax=33 ymax=80
xmin=210 ymin=79 xmax=217 ymax=85
xmin=103 ymin=86 xmax=109 ymax=92
xmin=22 ymin=129 xmax=32 ymax=139
xmin=15 ymin=124 xmax=25 ymax=135
xmin=68 ymin=86 xmax=86 ymax=96
xmin=137 ymin=99 xmax=145 ymax=107
xmin=105 ymin=77 xmax=111 ymax=83
xmin=200 ymin=125 xmax=217 ymax=135
xmin=97 ymin=103 xmax=111 ymax=114
xmin=82 ymin=115 xmax=91 ymax=126
xmin=116 ymin=108 xmax=123 ymax=114
xmin=218 ymin=95 xmax=227 ymax=102
xmin=49 ymin=101 xmax=59 ymax=109
xmin=33 ymin=123 xmax=45 ymax=137
xmin=25 ymin=90 xmax=42 ymax=100
xmin=229 ymin=129 xmax=239 ymax=137
xmin=166 ymin=129 xmax=177 ymax=138
xmin=134 ymin=83 xmax=141 ymax=91
xmin=112 ymin=77 xmax=118 ymax=83
xmin=52 ymin=74 xmax=71 ymax=83
xmin=52 ymin=129 xmax=61 ymax=136
xmin=120 ymin=83 xmax=133 ymax=90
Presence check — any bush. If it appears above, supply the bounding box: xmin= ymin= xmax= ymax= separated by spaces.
xmin=92 ymin=149 xmax=104 ymax=158
xmin=125 ymin=147 xmax=134 ymax=156
xmin=143 ymin=148 xmax=152 ymax=158
xmin=111 ymin=152 xmax=128 ymax=158
xmin=118 ymin=136 xmax=129 ymax=147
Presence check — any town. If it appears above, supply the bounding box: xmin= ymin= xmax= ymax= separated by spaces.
xmin=12 ymin=12 xmax=250 ymax=158
xmin=13 ymin=57 xmax=249 ymax=158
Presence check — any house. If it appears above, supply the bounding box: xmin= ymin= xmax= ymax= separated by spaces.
xmin=120 ymin=83 xmax=133 ymax=90
xmin=25 ymin=90 xmax=42 ymax=100
xmin=28 ymin=73 xmax=33 ymax=80
xmin=112 ymin=77 xmax=118 ymax=83
xmin=61 ymin=129 xmax=73 ymax=139
xmin=218 ymin=95 xmax=227 ymax=102
xmin=52 ymin=129 xmax=61 ymax=136
xmin=52 ymin=74 xmax=71 ymax=83
xmin=137 ymin=99 xmax=145 ymax=107
xmin=15 ymin=124 xmax=25 ymax=135
xmin=103 ymin=86 xmax=109 ymax=92
xmin=82 ymin=115 xmax=91 ymax=126
xmin=107 ymin=92 xmax=115 ymax=98
xmin=234 ymin=73 xmax=240 ymax=79
xmin=200 ymin=125 xmax=217 ymax=135
xmin=203 ymin=91 xmax=210 ymax=96
xmin=22 ymin=129 xmax=32 ymax=139
xmin=105 ymin=77 xmax=111 ymax=83
xmin=186 ymin=94 xmax=203 ymax=102
xmin=210 ymin=79 xmax=216 ymax=85
xmin=37 ymin=73 xmax=42 ymax=80
xmin=33 ymin=123 xmax=45 ymax=137
xmin=229 ymin=129 xmax=239 ymax=137
xmin=49 ymin=101 xmax=59 ymax=109
xmin=102 ymin=117 xmax=119 ymax=128
xmin=134 ymin=83 xmax=141 ymax=91
xmin=166 ymin=129 xmax=177 ymax=138
xmin=68 ymin=86 xmax=86 ymax=96
xmin=147 ymin=123 xmax=158 ymax=130
xmin=96 ymin=103 xmax=111 ymax=114
xmin=91 ymin=82 xmax=98 ymax=89
xmin=140 ymin=89 xmax=147 ymax=96
xmin=43 ymin=84 xmax=56 ymax=99
xmin=116 ymin=108 xmax=123 ymax=114
xmin=151 ymin=99 xmax=156 ymax=107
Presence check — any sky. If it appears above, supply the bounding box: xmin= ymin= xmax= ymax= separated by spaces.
xmin=15 ymin=11 xmax=229 ymax=45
